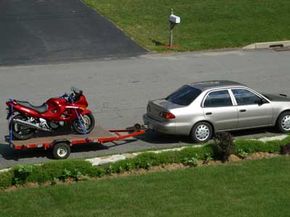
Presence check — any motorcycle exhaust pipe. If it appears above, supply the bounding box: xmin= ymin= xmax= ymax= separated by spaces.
xmin=13 ymin=119 xmax=51 ymax=132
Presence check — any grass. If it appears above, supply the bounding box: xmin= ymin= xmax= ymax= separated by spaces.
xmin=83 ymin=0 xmax=290 ymax=51
xmin=1 ymin=156 xmax=290 ymax=217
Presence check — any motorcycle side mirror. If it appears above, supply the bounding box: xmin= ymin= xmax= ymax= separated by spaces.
xmin=71 ymin=86 xmax=81 ymax=94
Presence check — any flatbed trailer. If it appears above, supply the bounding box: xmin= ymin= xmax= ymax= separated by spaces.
xmin=5 ymin=124 xmax=146 ymax=159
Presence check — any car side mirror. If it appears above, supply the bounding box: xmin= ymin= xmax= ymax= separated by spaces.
xmin=257 ymin=98 xmax=267 ymax=106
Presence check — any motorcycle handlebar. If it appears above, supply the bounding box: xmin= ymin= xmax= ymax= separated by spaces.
xmin=61 ymin=89 xmax=83 ymax=103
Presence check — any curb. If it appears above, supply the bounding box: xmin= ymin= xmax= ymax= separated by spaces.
xmin=86 ymin=135 xmax=287 ymax=166
xmin=243 ymin=40 xmax=290 ymax=50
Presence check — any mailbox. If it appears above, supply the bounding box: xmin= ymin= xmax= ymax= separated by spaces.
xmin=169 ymin=14 xmax=181 ymax=24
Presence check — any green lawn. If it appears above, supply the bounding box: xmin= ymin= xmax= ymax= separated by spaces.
xmin=84 ymin=0 xmax=290 ymax=51
xmin=1 ymin=156 xmax=290 ymax=217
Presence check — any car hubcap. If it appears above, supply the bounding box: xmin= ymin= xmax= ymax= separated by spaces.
xmin=195 ymin=124 xmax=210 ymax=141
xmin=57 ymin=147 xmax=67 ymax=158
xmin=281 ymin=115 xmax=290 ymax=131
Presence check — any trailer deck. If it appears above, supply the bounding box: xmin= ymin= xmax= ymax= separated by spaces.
xmin=6 ymin=124 xmax=146 ymax=159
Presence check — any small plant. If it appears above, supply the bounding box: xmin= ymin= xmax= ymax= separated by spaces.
xmin=105 ymin=165 xmax=113 ymax=175
xmin=59 ymin=168 xmax=72 ymax=181
xmin=236 ymin=148 xmax=248 ymax=159
xmin=145 ymin=162 xmax=152 ymax=170
xmin=213 ymin=132 xmax=234 ymax=162
xmin=71 ymin=169 xmax=83 ymax=181
xmin=182 ymin=156 xmax=198 ymax=167
xmin=203 ymin=153 xmax=213 ymax=164
xmin=12 ymin=165 xmax=33 ymax=185
xmin=280 ymin=144 xmax=290 ymax=155
xmin=50 ymin=178 xmax=58 ymax=186
xmin=124 ymin=162 xmax=133 ymax=171
xmin=115 ymin=166 xmax=124 ymax=173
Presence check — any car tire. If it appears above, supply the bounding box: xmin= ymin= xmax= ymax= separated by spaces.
xmin=276 ymin=111 xmax=290 ymax=133
xmin=190 ymin=122 xmax=213 ymax=143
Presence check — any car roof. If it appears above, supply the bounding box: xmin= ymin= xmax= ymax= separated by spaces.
xmin=188 ymin=80 xmax=246 ymax=91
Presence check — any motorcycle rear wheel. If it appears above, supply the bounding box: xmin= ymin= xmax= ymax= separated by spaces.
xmin=72 ymin=113 xmax=95 ymax=134
xmin=10 ymin=114 xmax=35 ymax=140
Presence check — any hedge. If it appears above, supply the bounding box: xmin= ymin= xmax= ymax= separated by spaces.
xmin=0 ymin=136 xmax=289 ymax=190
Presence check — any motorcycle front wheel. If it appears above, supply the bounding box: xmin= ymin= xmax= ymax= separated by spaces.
xmin=10 ymin=114 xmax=35 ymax=140
xmin=72 ymin=113 xmax=95 ymax=134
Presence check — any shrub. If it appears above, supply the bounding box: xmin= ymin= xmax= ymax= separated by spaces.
xmin=18 ymin=160 xmax=96 ymax=183
xmin=235 ymin=139 xmax=281 ymax=154
xmin=0 ymin=170 xmax=13 ymax=189
xmin=12 ymin=165 xmax=34 ymax=185
xmin=0 ymin=135 xmax=289 ymax=190
xmin=213 ymin=132 xmax=234 ymax=162
xmin=175 ymin=146 xmax=213 ymax=165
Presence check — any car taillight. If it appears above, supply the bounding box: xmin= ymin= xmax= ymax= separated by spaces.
xmin=159 ymin=111 xmax=175 ymax=119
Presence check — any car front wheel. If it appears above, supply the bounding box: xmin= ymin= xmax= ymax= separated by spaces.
xmin=190 ymin=122 xmax=213 ymax=143
xmin=277 ymin=111 xmax=290 ymax=133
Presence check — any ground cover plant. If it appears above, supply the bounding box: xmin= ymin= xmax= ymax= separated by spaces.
xmin=83 ymin=0 xmax=290 ymax=51
xmin=0 ymin=157 xmax=290 ymax=217
xmin=1 ymin=135 xmax=290 ymax=190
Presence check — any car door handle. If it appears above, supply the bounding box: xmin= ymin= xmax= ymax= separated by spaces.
xmin=239 ymin=109 xmax=247 ymax=112
xmin=205 ymin=112 xmax=212 ymax=115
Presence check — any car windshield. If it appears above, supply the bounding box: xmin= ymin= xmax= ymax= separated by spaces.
xmin=166 ymin=85 xmax=202 ymax=106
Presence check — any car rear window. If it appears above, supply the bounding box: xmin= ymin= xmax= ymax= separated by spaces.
xmin=166 ymin=85 xmax=202 ymax=106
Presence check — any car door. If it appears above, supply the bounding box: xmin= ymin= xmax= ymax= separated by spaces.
xmin=202 ymin=89 xmax=238 ymax=131
xmin=231 ymin=88 xmax=273 ymax=129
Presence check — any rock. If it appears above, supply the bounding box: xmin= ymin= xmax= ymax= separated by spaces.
xmin=228 ymin=154 xmax=241 ymax=162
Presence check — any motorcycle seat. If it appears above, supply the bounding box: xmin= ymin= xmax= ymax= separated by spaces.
xmin=15 ymin=100 xmax=48 ymax=113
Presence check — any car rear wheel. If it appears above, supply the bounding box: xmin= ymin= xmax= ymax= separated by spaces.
xmin=277 ymin=111 xmax=290 ymax=133
xmin=190 ymin=122 xmax=213 ymax=143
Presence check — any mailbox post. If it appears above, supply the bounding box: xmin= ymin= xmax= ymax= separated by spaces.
xmin=168 ymin=9 xmax=181 ymax=48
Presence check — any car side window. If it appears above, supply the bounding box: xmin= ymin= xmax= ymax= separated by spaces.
xmin=232 ymin=89 xmax=261 ymax=105
xmin=204 ymin=90 xmax=232 ymax=107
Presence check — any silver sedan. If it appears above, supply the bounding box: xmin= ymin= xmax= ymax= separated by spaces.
xmin=143 ymin=80 xmax=290 ymax=143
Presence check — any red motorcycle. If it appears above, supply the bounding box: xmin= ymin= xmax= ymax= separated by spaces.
xmin=6 ymin=87 xmax=95 ymax=140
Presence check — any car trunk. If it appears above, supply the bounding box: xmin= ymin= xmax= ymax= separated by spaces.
xmin=147 ymin=99 xmax=181 ymax=121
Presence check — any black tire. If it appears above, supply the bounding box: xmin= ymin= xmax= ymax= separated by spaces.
xmin=276 ymin=111 xmax=290 ymax=133
xmin=72 ymin=113 xmax=95 ymax=134
xmin=10 ymin=114 xmax=35 ymax=140
xmin=190 ymin=122 xmax=213 ymax=143
xmin=53 ymin=142 xmax=71 ymax=159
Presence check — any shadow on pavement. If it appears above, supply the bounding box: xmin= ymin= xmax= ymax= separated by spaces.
xmin=0 ymin=127 xmax=282 ymax=161
xmin=138 ymin=130 xmax=192 ymax=144
xmin=138 ymin=127 xmax=281 ymax=144
xmin=0 ymin=139 xmax=139 ymax=161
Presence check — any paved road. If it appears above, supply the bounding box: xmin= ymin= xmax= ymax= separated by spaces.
xmin=0 ymin=49 xmax=290 ymax=168
xmin=0 ymin=0 xmax=145 ymax=65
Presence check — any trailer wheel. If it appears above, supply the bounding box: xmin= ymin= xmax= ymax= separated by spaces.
xmin=53 ymin=142 xmax=71 ymax=159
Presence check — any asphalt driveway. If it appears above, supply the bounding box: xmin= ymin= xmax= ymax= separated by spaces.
xmin=0 ymin=0 xmax=146 ymax=65
xmin=0 ymin=49 xmax=290 ymax=168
